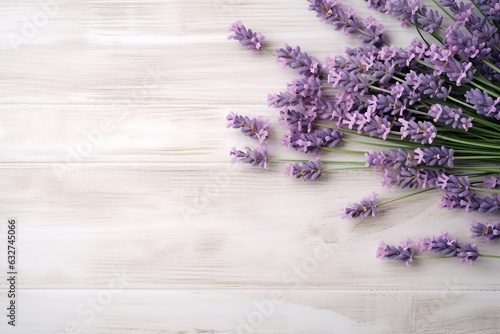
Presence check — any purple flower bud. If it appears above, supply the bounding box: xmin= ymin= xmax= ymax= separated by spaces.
xmin=465 ymin=89 xmax=500 ymax=119
xmin=288 ymin=76 xmax=323 ymax=99
xmin=444 ymin=175 xmax=472 ymax=198
xmin=285 ymin=159 xmax=324 ymax=181
xmin=276 ymin=44 xmax=320 ymax=77
xmin=227 ymin=21 xmax=265 ymax=53
xmin=279 ymin=109 xmax=315 ymax=133
xmin=361 ymin=114 xmax=392 ymax=140
xmin=372 ymin=61 xmax=395 ymax=84
xmin=419 ymin=232 xmax=460 ymax=256
xmin=441 ymin=194 xmax=483 ymax=213
xmin=376 ymin=239 xmax=415 ymax=266
xmin=284 ymin=128 xmax=342 ymax=154
xmin=443 ymin=58 xmax=474 ymax=86
xmin=417 ymin=9 xmax=443 ymax=32
xmin=428 ymin=104 xmax=473 ymax=131
xmin=230 ymin=145 xmax=268 ymax=168
xmin=227 ymin=112 xmax=269 ymax=143
xmin=470 ymin=221 xmax=500 ymax=241
xmin=478 ymin=194 xmax=500 ymax=213
xmin=483 ymin=176 xmax=500 ymax=189
xmin=470 ymin=221 xmax=489 ymax=238
xmin=315 ymin=128 xmax=344 ymax=147
xmin=382 ymin=167 xmax=427 ymax=189
xmin=458 ymin=243 xmax=479 ymax=264
xmin=419 ymin=75 xmax=450 ymax=100
xmin=399 ymin=118 xmax=437 ymax=144
xmin=413 ymin=146 xmax=454 ymax=167
xmin=342 ymin=192 xmax=378 ymax=219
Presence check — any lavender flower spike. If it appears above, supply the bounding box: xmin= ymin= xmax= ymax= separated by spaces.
xmin=285 ymin=159 xmax=324 ymax=181
xmin=419 ymin=232 xmax=460 ymax=256
xmin=228 ymin=21 xmax=265 ymax=53
xmin=399 ymin=118 xmax=437 ymax=144
xmin=342 ymin=192 xmax=378 ymax=219
xmin=471 ymin=221 xmax=500 ymax=242
xmin=428 ymin=104 xmax=473 ymax=131
xmin=230 ymin=145 xmax=268 ymax=168
xmin=376 ymin=239 xmax=415 ymax=266
xmin=413 ymin=146 xmax=454 ymax=168
xmin=458 ymin=243 xmax=479 ymax=265
xmin=227 ymin=112 xmax=269 ymax=143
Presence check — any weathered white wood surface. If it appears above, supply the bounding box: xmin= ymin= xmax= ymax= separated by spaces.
xmin=0 ymin=0 xmax=499 ymax=333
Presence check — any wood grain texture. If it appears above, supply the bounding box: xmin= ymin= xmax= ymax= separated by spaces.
xmin=1 ymin=290 xmax=499 ymax=334
xmin=0 ymin=0 xmax=498 ymax=333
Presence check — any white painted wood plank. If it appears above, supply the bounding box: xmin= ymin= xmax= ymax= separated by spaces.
xmin=0 ymin=0 xmax=497 ymax=333
xmin=0 ymin=0 xmax=417 ymax=104
xmin=1 ymin=289 xmax=499 ymax=334
xmin=0 ymin=164 xmax=498 ymax=290
xmin=0 ymin=104 xmax=396 ymax=163
xmin=0 ymin=104 xmax=275 ymax=163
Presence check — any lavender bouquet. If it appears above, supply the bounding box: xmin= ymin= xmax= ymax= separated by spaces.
xmin=226 ymin=0 xmax=500 ymax=265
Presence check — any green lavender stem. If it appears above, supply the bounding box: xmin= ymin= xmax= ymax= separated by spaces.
xmin=470 ymin=187 xmax=500 ymax=194
xmin=479 ymin=254 xmax=500 ymax=259
xmin=377 ymin=188 xmax=436 ymax=207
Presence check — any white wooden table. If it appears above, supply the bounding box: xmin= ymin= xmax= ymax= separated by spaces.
xmin=0 ymin=1 xmax=499 ymax=333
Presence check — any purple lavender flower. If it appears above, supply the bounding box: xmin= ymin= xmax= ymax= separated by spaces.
xmin=372 ymin=61 xmax=395 ymax=85
xmin=483 ymin=176 xmax=500 ymax=189
xmin=406 ymin=39 xmax=428 ymax=66
xmin=465 ymin=89 xmax=500 ymax=119
xmin=285 ymin=159 xmax=324 ymax=181
xmin=458 ymin=243 xmax=479 ymax=264
xmin=289 ymin=75 xmax=323 ymax=99
xmin=276 ymin=44 xmax=320 ymax=77
xmin=470 ymin=221 xmax=500 ymax=241
xmin=376 ymin=239 xmax=415 ymax=266
xmin=227 ymin=21 xmax=265 ymax=53
xmin=279 ymin=109 xmax=315 ymax=133
xmin=283 ymin=128 xmax=342 ymax=154
xmin=470 ymin=221 xmax=489 ymax=238
xmin=230 ymin=145 xmax=268 ymax=168
xmin=444 ymin=25 xmax=490 ymax=60
xmin=419 ymin=232 xmax=460 ymax=256
xmin=444 ymin=175 xmax=472 ymax=198
xmin=365 ymin=151 xmax=386 ymax=170
xmin=361 ymin=16 xmax=387 ymax=47
xmin=387 ymin=0 xmax=413 ymax=25
xmin=308 ymin=0 xmax=386 ymax=47
xmin=443 ymin=58 xmax=474 ymax=86
xmin=342 ymin=192 xmax=378 ymax=219
xmin=440 ymin=194 xmax=483 ymax=212
xmin=417 ymin=9 xmax=443 ymax=32
xmin=399 ymin=119 xmax=437 ymax=144
xmin=315 ymin=128 xmax=344 ymax=147
xmin=413 ymin=146 xmax=454 ymax=168
xmin=382 ymin=167 xmax=427 ymax=189
xmin=227 ymin=112 xmax=269 ymax=143
xmin=478 ymin=194 xmax=500 ymax=213
xmin=328 ymin=69 xmax=369 ymax=95
xmin=385 ymin=149 xmax=413 ymax=170
xmin=419 ymin=75 xmax=450 ymax=100
xmin=267 ymin=91 xmax=297 ymax=109
xmin=361 ymin=114 xmax=392 ymax=140
xmin=428 ymin=104 xmax=473 ymax=131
